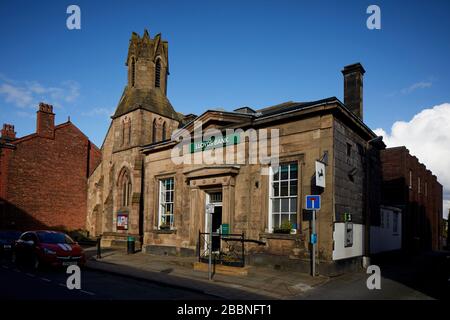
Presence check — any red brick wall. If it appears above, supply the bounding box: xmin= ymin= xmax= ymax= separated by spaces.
xmin=381 ymin=147 xmax=443 ymax=251
xmin=3 ymin=122 xmax=101 ymax=231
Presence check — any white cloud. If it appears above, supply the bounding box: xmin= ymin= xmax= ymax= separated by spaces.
xmin=374 ymin=103 xmax=450 ymax=218
xmin=400 ymin=81 xmax=432 ymax=95
xmin=81 ymin=107 xmax=114 ymax=117
xmin=0 ymin=76 xmax=80 ymax=109
xmin=0 ymin=83 xmax=33 ymax=107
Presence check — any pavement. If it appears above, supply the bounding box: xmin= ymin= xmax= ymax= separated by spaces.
xmin=84 ymin=247 xmax=329 ymax=300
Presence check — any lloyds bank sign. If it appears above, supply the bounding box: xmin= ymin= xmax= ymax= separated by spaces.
xmin=189 ymin=133 xmax=240 ymax=153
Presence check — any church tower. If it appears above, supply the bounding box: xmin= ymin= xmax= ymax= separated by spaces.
xmin=126 ymin=29 xmax=169 ymax=94
xmin=86 ymin=29 xmax=182 ymax=247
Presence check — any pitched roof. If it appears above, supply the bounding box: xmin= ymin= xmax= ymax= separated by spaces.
xmin=111 ymin=86 xmax=181 ymax=120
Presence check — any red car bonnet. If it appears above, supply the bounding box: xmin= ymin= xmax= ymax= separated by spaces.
xmin=40 ymin=242 xmax=83 ymax=255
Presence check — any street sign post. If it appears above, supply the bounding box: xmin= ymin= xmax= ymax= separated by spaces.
xmin=206 ymin=203 xmax=215 ymax=280
xmin=206 ymin=204 xmax=214 ymax=280
xmin=306 ymin=195 xmax=321 ymax=277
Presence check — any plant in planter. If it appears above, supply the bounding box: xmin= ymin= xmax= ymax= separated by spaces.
xmin=159 ymin=222 xmax=171 ymax=230
xmin=273 ymin=220 xmax=292 ymax=234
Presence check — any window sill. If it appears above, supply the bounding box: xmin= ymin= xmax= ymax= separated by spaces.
xmin=151 ymin=229 xmax=177 ymax=235
xmin=259 ymin=232 xmax=303 ymax=241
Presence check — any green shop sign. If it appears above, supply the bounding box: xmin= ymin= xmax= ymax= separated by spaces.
xmin=189 ymin=133 xmax=240 ymax=153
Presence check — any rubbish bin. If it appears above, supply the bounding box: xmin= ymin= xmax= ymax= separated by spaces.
xmin=127 ymin=236 xmax=135 ymax=254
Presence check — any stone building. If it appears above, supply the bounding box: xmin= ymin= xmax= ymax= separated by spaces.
xmin=381 ymin=146 xmax=443 ymax=251
xmin=0 ymin=103 xmax=101 ymax=231
xmin=87 ymin=30 xmax=384 ymax=274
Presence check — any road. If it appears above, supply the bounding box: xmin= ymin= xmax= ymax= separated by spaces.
xmin=0 ymin=258 xmax=216 ymax=300
xmin=300 ymin=251 xmax=449 ymax=300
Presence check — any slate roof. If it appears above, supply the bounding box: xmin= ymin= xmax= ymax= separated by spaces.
xmin=111 ymin=86 xmax=181 ymax=120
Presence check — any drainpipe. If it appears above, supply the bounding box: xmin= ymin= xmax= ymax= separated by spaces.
xmin=363 ymin=136 xmax=382 ymax=269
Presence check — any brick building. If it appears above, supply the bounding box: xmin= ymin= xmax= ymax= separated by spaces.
xmin=0 ymin=103 xmax=101 ymax=231
xmin=87 ymin=30 xmax=385 ymax=275
xmin=381 ymin=147 xmax=443 ymax=251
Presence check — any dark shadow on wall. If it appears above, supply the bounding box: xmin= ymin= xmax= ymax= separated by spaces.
xmin=0 ymin=198 xmax=48 ymax=231
xmin=0 ymin=198 xmax=92 ymax=242
xmin=382 ymin=178 xmax=435 ymax=253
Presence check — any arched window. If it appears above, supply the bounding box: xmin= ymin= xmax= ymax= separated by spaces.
xmin=119 ymin=169 xmax=132 ymax=207
xmin=162 ymin=122 xmax=166 ymax=141
xmin=127 ymin=120 xmax=132 ymax=144
xmin=152 ymin=119 xmax=157 ymax=143
xmin=155 ymin=59 xmax=161 ymax=88
xmin=131 ymin=57 xmax=136 ymax=87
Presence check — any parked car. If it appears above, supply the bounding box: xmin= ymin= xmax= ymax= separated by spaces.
xmin=0 ymin=230 xmax=22 ymax=257
xmin=13 ymin=230 xmax=86 ymax=269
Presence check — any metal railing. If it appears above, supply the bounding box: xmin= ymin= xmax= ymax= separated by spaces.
xmin=198 ymin=231 xmax=245 ymax=267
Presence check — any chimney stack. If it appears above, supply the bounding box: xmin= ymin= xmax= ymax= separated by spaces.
xmin=36 ymin=103 xmax=55 ymax=138
xmin=342 ymin=63 xmax=365 ymax=120
xmin=1 ymin=124 xmax=16 ymax=141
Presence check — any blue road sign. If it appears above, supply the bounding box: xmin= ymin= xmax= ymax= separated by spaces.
xmin=311 ymin=233 xmax=317 ymax=244
xmin=306 ymin=195 xmax=321 ymax=210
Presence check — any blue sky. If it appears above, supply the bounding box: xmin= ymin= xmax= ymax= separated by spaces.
xmin=0 ymin=0 xmax=448 ymax=145
xmin=1 ymin=1 xmax=450 ymax=215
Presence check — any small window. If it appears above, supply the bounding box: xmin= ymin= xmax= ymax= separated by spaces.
xmin=159 ymin=178 xmax=174 ymax=229
xmin=155 ymin=59 xmax=161 ymax=88
xmin=346 ymin=143 xmax=352 ymax=157
xmin=418 ymin=177 xmax=421 ymax=194
xmin=152 ymin=119 xmax=157 ymax=143
xmin=162 ymin=122 xmax=167 ymax=141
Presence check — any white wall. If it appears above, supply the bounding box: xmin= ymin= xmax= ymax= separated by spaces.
xmin=332 ymin=223 xmax=364 ymax=260
xmin=370 ymin=207 xmax=402 ymax=254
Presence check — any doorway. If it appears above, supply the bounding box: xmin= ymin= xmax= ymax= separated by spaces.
xmin=205 ymin=191 xmax=222 ymax=252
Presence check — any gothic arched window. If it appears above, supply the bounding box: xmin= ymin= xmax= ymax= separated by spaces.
xmin=155 ymin=59 xmax=161 ymax=88
xmin=152 ymin=118 xmax=157 ymax=143
xmin=119 ymin=170 xmax=132 ymax=207
xmin=162 ymin=122 xmax=167 ymax=141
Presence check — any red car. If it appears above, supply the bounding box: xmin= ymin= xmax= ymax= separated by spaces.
xmin=13 ymin=230 xmax=86 ymax=269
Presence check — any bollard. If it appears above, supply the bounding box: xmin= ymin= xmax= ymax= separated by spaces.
xmin=96 ymin=235 xmax=102 ymax=259
xmin=127 ymin=236 xmax=135 ymax=254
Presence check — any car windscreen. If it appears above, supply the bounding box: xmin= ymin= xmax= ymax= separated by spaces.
xmin=37 ymin=232 xmax=75 ymax=244
xmin=0 ymin=231 xmax=22 ymax=240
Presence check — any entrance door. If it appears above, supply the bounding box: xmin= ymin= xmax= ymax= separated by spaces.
xmin=205 ymin=191 xmax=223 ymax=252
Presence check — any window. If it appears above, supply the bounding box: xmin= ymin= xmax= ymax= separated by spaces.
xmin=152 ymin=119 xmax=157 ymax=143
xmin=122 ymin=179 xmax=131 ymax=207
xmin=269 ymin=162 xmax=298 ymax=231
xmin=155 ymin=59 xmax=161 ymax=88
xmin=162 ymin=122 xmax=166 ymax=141
xmin=393 ymin=212 xmax=398 ymax=233
xmin=131 ymin=57 xmax=136 ymax=87
xmin=346 ymin=143 xmax=352 ymax=157
xmin=418 ymin=177 xmax=421 ymax=194
xmin=159 ymin=178 xmax=174 ymax=229
xmin=121 ymin=123 xmax=125 ymax=146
